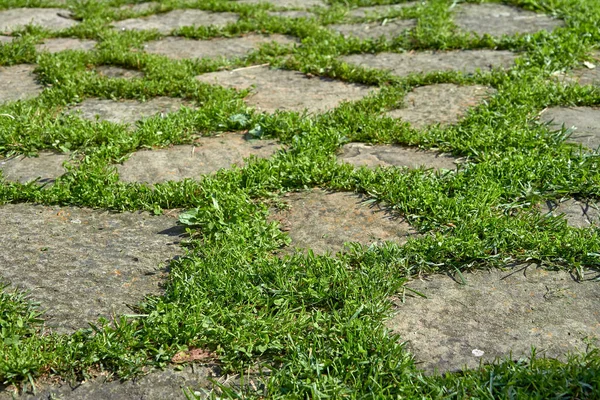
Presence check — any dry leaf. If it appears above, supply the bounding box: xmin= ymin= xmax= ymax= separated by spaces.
xmin=583 ymin=61 xmax=596 ymax=69
xmin=171 ymin=348 xmax=217 ymax=364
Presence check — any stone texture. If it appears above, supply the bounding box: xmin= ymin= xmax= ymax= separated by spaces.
xmin=387 ymin=265 xmax=600 ymax=373
xmin=95 ymin=65 xmax=145 ymax=79
xmin=117 ymin=133 xmax=281 ymax=183
xmin=349 ymin=2 xmax=418 ymax=18
xmin=0 ymin=204 xmax=184 ymax=333
xmin=542 ymin=198 xmax=599 ymax=228
xmin=0 ymin=64 xmax=43 ymax=104
xmin=196 ymin=66 xmax=376 ymax=113
xmin=270 ymin=189 xmax=417 ymax=254
xmin=268 ymin=10 xmax=314 ymax=18
xmin=554 ymin=51 xmax=600 ymax=87
xmin=0 ymin=152 xmax=69 ymax=184
xmin=35 ymin=38 xmax=97 ymax=53
xmin=112 ymin=9 xmax=239 ymax=34
xmin=0 ymin=35 xmax=14 ymax=44
xmin=0 ymin=8 xmax=78 ymax=33
xmin=68 ymin=97 xmax=188 ymax=126
xmin=338 ymin=143 xmax=456 ymax=170
xmin=119 ymin=1 xmax=160 ymax=13
xmin=236 ymin=0 xmax=325 ymax=7
xmin=539 ymin=106 xmax=600 ymax=151
xmin=329 ymin=19 xmax=416 ymax=40
xmin=454 ymin=3 xmax=564 ymax=37
xmin=387 ymin=84 xmax=496 ymax=128
xmin=144 ymin=34 xmax=297 ymax=60
xmin=341 ymin=50 xmax=518 ymax=77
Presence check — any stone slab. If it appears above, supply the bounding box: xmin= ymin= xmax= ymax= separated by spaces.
xmin=267 ymin=10 xmax=314 ymax=18
xmin=119 ymin=2 xmax=160 ymax=13
xmin=235 ymin=0 xmax=325 ymax=7
xmin=329 ymin=19 xmax=416 ymax=41
xmin=454 ymin=3 xmax=564 ymax=37
xmin=539 ymin=106 xmax=600 ymax=151
xmin=0 ymin=35 xmax=14 ymax=44
xmin=95 ymin=65 xmax=145 ymax=79
xmin=349 ymin=2 xmax=418 ymax=19
xmin=68 ymin=97 xmax=188 ymax=126
xmin=0 ymin=64 xmax=43 ymax=104
xmin=341 ymin=50 xmax=517 ymax=77
xmin=0 ymin=204 xmax=184 ymax=333
xmin=387 ymin=265 xmax=600 ymax=373
xmin=0 ymin=152 xmax=69 ymax=184
xmin=112 ymin=9 xmax=239 ymax=34
xmin=554 ymin=51 xmax=600 ymax=87
xmin=35 ymin=38 xmax=97 ymax=53
xmin=387 ymin=83 xmax=496 ymax=128
xmin=196 ymin=66 xmax=376 ymax=113
xmin=269 ymin=189 xmax=417 ymax=254
xmin=144 ymin=34 xmax=297 ymax=60
xmin=0 ymin=8 xmax=78 ymax=33
xmin=338 ymin=143 xmax=456 ymax=170
xmin=117 ymin=133 xmax=281 ymax=183
xmin=542 ymin=198 xmax=599 ymax=228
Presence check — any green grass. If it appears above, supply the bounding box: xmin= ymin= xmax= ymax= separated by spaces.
xmin=1 ymin=0 xmax=600 ymax=398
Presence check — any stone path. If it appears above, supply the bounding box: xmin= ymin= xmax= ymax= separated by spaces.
xmin=555 ymin=51 xmax=600 ymax=86
xmin=196 ymin=66 xmax=376 ymax=113
xmin=117 ymin=133 xmax=281 ymax=183
xmin=388 ymin=265 xmax=600 ymax=373
xmin=0 ymin=8 xmax=78 ymax=33
xmin=329 ymin=19 xmax=416 ymax=41
xmin=348 ymin=2 xmax=418 ymax=19
xmin=542 ymin=198 xmax=599 ymax=228
xmin=112 ymin=9 xmax=239 ymax=34
xmin=235 ymin=0 xmax=325 ymax=7
xmin=0 ymin=65 xmax=43 ymax=104
xmin=35 ymin=38 xmax=97 ymax=54
xmin=0 ymin=152 xmax=69 ymax=184
xmin=338 ymin=143 xmax=456 ymax=170
xmin=95 ymin=65 xmax=145 ymax=79
xmin=539 ymin=106 xmax=600 ymax=150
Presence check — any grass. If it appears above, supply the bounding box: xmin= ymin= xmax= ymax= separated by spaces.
xmin=1 ymin=0 xmax=600 ymax=398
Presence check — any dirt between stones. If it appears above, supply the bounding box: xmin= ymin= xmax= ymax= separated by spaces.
xmin=0 ymin=204 xmax=184 ymax=333
xmin=388 ymin=265 xmax=600 ymax=373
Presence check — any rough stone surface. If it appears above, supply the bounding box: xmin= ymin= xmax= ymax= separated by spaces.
xmin=268 ymin=10 xmax=314 ymax=18
xmin=0 ymin=64 xmax=43 ymax=104
xmin=117 ymin=133 xmax=282 ymax=183
xmin=539 ymin=106 xmax=600 ymax=151
xmin=0 ymin=8 xmax=78 ymax=33
xmin=144 ymin=34 xmax=297 ymax=60
xmin=35 ymin=38 xmax=97 ymax=53
xmin=341 ymin=50 xmax=518 ymax=77
xmin=95 ymin=65 xmax=145 ymax=79
xmin=68 ymin=97 xmax=188 ymax=125
xmin=196 ymin=66 xmax=376 ymax=113
xmin=0 ymin=204 xmax=184 ymax=333
xmin=554 ymin=51 xmax=600 ymax=87
xmin=112 ymin=9 xmax=239 ymax=34
xmin=454 ymin=3 xmax=564 ymax=37
xmin=0 ymin=152 xmax=69 ymax=184
xmin=270 ymin=189 xmax=417 ymax=254
xmin=387 ymin=84 xmax=496 ymax=128
xmin=0 ymin=35 xmax=14 ymax=44
xmin=236 ymin=0 xmax=325 ymax=7
xmin=349 ymin=2 xmax=418 ymax=18
xmin=329 ymin=19 xmax=416 ymax=40
xmin=338 ymin=143 xmax=456 ymax=170
xmin=542 ymin=198 xmax=599 ymax=228
xmin=387 ymin=265 xmax=600 ymax=373
xmin=119 ymin=1 xmax=160 ymax=13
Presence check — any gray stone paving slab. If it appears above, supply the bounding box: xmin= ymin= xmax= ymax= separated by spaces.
xmin=117 ymin=133 xmax=282 ymax=183
xmin=387 ymin=265 xmax=600 ymax=373
xmin=329 ymin=19 xmax=416 ymax=41
xmin=454 ymin=3 xmax=564 ymax=37
xmin=0 ymin=35 xmax=14 ymax=44
xmin=554 ymin=51 xmax=600 ymax=87
xmin=539 ymin=106 xmax=600 ymax=151
xmin=95 ymin=65 xmax=145 ymax=79
xmin=268 ymin=10 xmax=314 ymax=18
xmin=235 ymin=0 xmax=325 ymax=7
xmin=0 ymin=8 xmax=78 ymax=33
xmin=119 ymin=1 xmax=160 ymax=13
xmin=338 ymin=142 xmax=457 ymax=170
xmin=349 ymin=2 xmax=419 ymax=18
xmin=144 ymin=34 xmax=297 ymax=60
xmin=341 ymin=50 xmax=518 ymax=77
xmin=0 ymin=64 xmax=43 ymax=104
xmin=112 ymin=9 xmax=239 ymax=34
xmin=0 ymin=152 xmax=69 ymax=184
xmin=387 ymin=83 xmax=496 ymax=128
xmin=35 ymin=38 xmax=97 ymax=53
xmin=196 ymin=66 xmax=376 ymax=113
xmin=270 ymin=189 xmax=417 ymax=254
xmin=542 ymin=198 xmax=599 ymax=228
xmin=68 ymin=97 xmax=189 ymax=125
xmin=0 ymin=204 xmax=184 ymax=333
